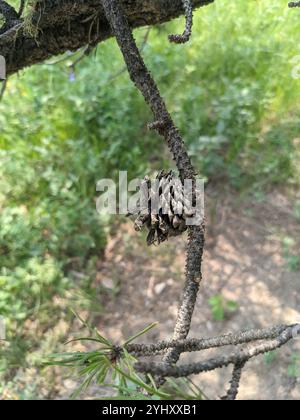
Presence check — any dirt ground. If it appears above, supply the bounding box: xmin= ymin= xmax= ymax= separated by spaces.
xmin=67 ymin=190 xmax=300 ymax=400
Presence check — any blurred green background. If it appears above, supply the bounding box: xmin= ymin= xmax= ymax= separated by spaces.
xmin=1 ymin=0 xmax=300 ymax=398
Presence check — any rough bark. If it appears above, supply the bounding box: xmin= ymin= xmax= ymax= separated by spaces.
xmin=135 ymin=326 xmax=295 ymax=378
xmin=0 ymin=0 xmax=213 ymax=76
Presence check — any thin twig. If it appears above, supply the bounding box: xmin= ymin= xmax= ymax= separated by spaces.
xmin=169 ymin=0 xmax=193 ymax=44
xmin=100 ymin=0 xmax=195 ymax=180
xmin=106 ymin=27 xmax=151 ymax=84
xmin=221 ymin=361 xmax=246 ymax=400
xmin=69 ymin=45 xmax=94 ymax=72
xmin=135 ymin=326 xmax=295 ymax=378
xmin=162 ymin=223 xmax=204 ymax=368
xmin=124 ymin=324 xmax=293 ymax=356
xmin=18 ymin=0 xmax=25 ymax=17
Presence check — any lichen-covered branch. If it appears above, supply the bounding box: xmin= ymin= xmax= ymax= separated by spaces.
xmin=134 ymin=326 xmax=295 ymax=379
xmin=124 ymin=324 xmax=293 ymax=356
xmin=55 ymin=323 xmax=298 ymax=399
xmin=0 ymin=0 xmax=214 ymax=76
xmin=169 ymin=0 xmax=193 ymax=44
xmin=163 ymin=224 xmax=204 ymax=365
xmin=221 ymin=361 xmax=246 ymax=401
xmin=98 ymin=3 xmax=299 ymax=399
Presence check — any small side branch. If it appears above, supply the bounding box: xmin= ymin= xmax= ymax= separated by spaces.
xmin=135 ymin=326 xmax=295 ymax=378
xmin=169 ymin=0 xmax=193 ymax=44
xmin=221 ymin=361 xmax=246 ymax=401
xmin=125 ymin=324 xmax=292 ymax=356
xmin=18 ymin=0 xmax=25 ymax=18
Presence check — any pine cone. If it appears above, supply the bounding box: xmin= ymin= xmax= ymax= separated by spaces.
xmin=128 ymin=170 xmax=195 ymax=246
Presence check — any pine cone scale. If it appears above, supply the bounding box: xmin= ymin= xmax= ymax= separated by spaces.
xmin=128 ymin=170 xmax=196 ymax=246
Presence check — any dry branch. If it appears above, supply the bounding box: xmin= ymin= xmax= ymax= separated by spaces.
xmin=221 ymin=362 xmax=246 ymax=401
xmin=0 ymin=0 xmax=214 ymax=76
xmin=169 ymin=0 xmax=193 ymax=44
xmin=134 ymin=326 xmax=296 ymax=378
xmin=124 ymin=324 xmax=293 ymax=356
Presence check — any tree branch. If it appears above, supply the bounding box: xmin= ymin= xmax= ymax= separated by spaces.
xmin=135 ymin=326 xmax=296 ymax=379
xmin=169 ymin=0 xmax=193 ymax=44
xmin=0 ymin=0 xmax=214 ymax=76
xmin=124 ymin=324 xmax=293 ymax=356
xmin=221 ymin=361 xmax=246 ymax=400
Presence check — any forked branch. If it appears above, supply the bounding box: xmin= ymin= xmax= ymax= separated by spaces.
xmin=124 ymin=324 xmax=294 ymax=356
xmin=134 ymin=325 xmax=296 ymax=378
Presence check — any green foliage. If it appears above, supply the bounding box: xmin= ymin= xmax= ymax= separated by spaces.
xmin=0 ymin=257 xmax=68 ymax=370
xmin=295 ymin=202 xmax=300 ymax=219
xmin=46 ymin=318 xmax=205 ymax=400
xmin=282 ymin=237 xmax=300 ymax=272
xmin=46 ymin=320 xmax=165 ymax=399
xmin=0 ymin=134 xmax=107 ymax=378
xmin=0 ymin=141 xmax=106 ymax=269
xmin=208 ymin=295 xmax=238 ymax=322
xmin=0 ymin=257 xmax=67 ymax=321
xmin=264 ymin=351 xmax=278 ymax=365
xmin=287 ymin=354 xmax=300 ymax=377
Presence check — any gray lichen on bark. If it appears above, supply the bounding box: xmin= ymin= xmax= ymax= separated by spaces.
xmin=0 ymin=0 xmax=213 ymax=75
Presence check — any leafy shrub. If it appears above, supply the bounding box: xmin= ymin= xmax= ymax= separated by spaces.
xmin=0 ymin=257 xmax=67 ymax=323
xmin=0 ymin=257 xmax=69 ymax=372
